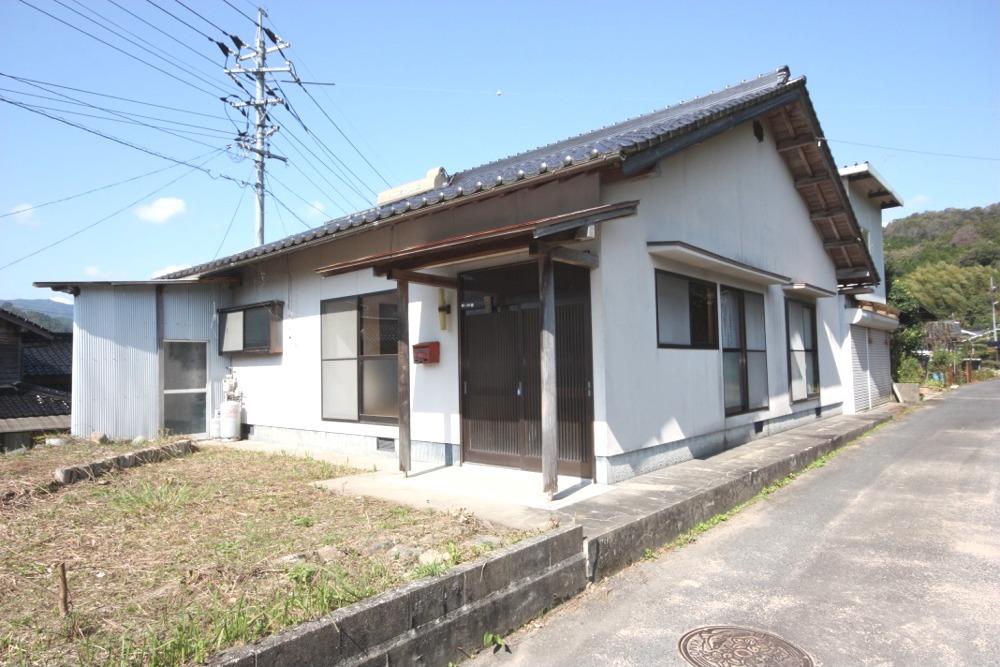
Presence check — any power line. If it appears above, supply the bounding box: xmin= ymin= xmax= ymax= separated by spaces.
xmin=213 ymin=186 xmax=248 ymax=258
xmin=58 ymin=0 xmax=236 ymax=98
xmin=825 ymin=139 xmax=1000 ymax=162
xmin=264 ymin=186 xmax=311 ymax=230
xmin=267 ymin=170 xmax=332 ymax=224
xmin=104 ymin=0 xmax=223 ymax=70
xmin=219 ymin=0 xmax=255 ymax=25
xmin=5 ymin=78 xmax=231 ymax=149
xmin=142 ymin=0 xmax=216 ymax=42
xmin=0 ymin=150 xmax=219 ymax=219
xmin=172 ymin=0 xmax=229 ymax=37
xmin=270 ymin=137 xmax=351 ymax=215
xmin=0 ymin=96 xmax=249 ymax=187
xmin=267 ymin=174 xmax=290 ymax=237
xmin=0 ymin=88 xmax=234 ymax=136
xmin=0 ymin=153 xmax=223 ymax=272
xmin=272 ymin=121 xmax=370 ymax=206
xmin=0 ymin=73 xmax=230 ymax=121
xmin=16 ymin=0 xmax=221 ymax=99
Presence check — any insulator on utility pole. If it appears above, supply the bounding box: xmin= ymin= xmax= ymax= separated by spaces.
xmin=223 ymin=8 xmax=293 ymax=247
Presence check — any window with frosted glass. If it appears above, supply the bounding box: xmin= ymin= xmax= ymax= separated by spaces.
xmin=787 ymin=300 xmax=819 ymax=401
xmin=721 ymin=287 xmax=769 ymax=415
xmin=655 ymin=270 xmax=718 ymax=348
xmin=219 ymin=302 xmax=282 ymax=354
xmin=163 ymin=341 xmax=207 ymax=434
xmin=320 ymin=292 xmax=399 ymax=423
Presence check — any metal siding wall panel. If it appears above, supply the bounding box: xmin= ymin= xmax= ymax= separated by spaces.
xmin=163 ymin=284 xmax=227 ymax=423
xmin=73 ymin=287 xmax=158 ymax=439
xmin=868 ymin=329 xmax=892 ymax=407
xmin=850 ymin=325 xmax=870 ymax=412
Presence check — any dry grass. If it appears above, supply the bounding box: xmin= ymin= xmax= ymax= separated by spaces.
xmin=0 ymin=447 xmax=524 ymax=666
xmin=0 ymin=437 xmax=184 ymax=508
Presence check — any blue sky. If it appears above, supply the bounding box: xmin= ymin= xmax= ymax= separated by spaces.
xmin=1 ymin=0 xmax=998 ymax=301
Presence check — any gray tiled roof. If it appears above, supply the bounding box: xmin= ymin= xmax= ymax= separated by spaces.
xmin=0 ymin=383 xmax=71 ymax=420
xmin=163 ymin=67 xmax=797 ymax=280
xmin=22 ymin=339 xmax=72 ymax=377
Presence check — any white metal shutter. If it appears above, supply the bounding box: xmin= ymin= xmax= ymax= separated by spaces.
xmin=868 ymin=329 xmax=893 ymax=407
xmin=851 ymin=325 xmax=870 ymax=412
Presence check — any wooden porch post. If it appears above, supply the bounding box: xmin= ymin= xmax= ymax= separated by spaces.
xmin=397 ymin=279 xmax=411 ymax=475
xmin=538 ymin=251 xmax=558 ymax=498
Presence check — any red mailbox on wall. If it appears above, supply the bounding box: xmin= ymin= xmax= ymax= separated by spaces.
xmin=412 ymin=341 xmax=440 ymax=364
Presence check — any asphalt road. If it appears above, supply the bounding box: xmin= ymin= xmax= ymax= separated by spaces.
xmin=473 ymin=381 xmax=1000 ymax=666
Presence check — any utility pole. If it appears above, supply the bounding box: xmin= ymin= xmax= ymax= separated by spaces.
xmin=224 ymin=9 xmax=292 ymax=246
xmin=992 ymin=275 xmax=998 ymax=362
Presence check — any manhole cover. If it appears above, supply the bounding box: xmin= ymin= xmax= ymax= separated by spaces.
xmin=678 ymin=626 xmax=813 ymax=667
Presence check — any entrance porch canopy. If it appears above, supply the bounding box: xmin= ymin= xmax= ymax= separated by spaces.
xmin=314 ymin=200 xmax=638 ymax=498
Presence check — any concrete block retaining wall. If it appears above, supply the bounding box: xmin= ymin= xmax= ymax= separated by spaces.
xmin=53 ymin=440 xmax=196 ymax=485
xmin=210 ymin=525 xmax=587 ymax=667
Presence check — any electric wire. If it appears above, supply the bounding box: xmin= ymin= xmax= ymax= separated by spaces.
xmin=825 ymin=139 xmax=1000 ymax=162
xmin=263 ymin=184 xmax=312 ymax=230
xmin=267 ymin=173 xmax=290 ymax=237
xmin=142 ymin=0 xmax=215 ymax=42
xmin=16 ymin=0 xmax=221 ymax=99
xmin=212 ymin=186 xmax=247 ymax=258
xmin=219 ymin=0 xmax=255 ymax=25
xmin=0 ymin=149 xmax=219 ymax=219
xmin=0 ymin=88 xmax=234 ymax=135
xmin=0 ymin=73 xmax=231 ymax=121
xmin=271 ymin=124 xmax=367 ymax=208
xmin=0 ymin=97 xmax=249 ymax=187
xmin=266 ymin=171 xmax=331 ymax=225
xmin=269 ymin=136 xmax=350 ymax=215
xmin=0 ymin=152 xmax=223 ymax=272
xmin=104 ymin=0 xmax=224 ymax=70
xmin=58 ymin=0 xmax=237 ymax=98
xmin=5 ymin=79 xmax=233 ymax=149
xmin=172 ymin=0 xmax=229 ymax=38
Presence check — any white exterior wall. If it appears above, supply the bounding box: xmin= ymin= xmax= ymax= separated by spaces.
xmin=72 ymin=286 xmax=158 ymax=439
xmin=592 ymin=121 xmax=842 ymax=481
xmin=224 ymin=241 xmax=462 ymax=455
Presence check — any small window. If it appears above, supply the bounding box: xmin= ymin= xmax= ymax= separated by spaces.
xmin=721 ymin=287 xmax=769 ymax=415
xmin=219 ymin=301 xmax=283 ymax=355
xmin=787 ymin=300 xmax=819 ymax=402
xmin=655 ymin=270 xmax=718 ymax=348
xmin=321 ymin=292 xmax=399 ymax=423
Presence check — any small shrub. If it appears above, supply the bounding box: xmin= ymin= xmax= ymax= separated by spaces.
xmin=896 ymin=355 xmax=924 ymax=383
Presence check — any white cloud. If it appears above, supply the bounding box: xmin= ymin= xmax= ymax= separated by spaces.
xmin=151 ymin=264 xmax=191 ymax=278
xmin=135 ymin=197 xmax=187 ymax=223
xmin=50 ymin=295 xmax=73 ymax=305
xmin=83 ymin=265 xmax=100 ymax=277
xmin=8 ymin=203 xmax=39 ymax=227
xmin=304 ymin=200 xmax=327 ymax=222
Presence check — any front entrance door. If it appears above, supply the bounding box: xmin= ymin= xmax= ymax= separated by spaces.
xmin=459 ymin=262 xmax=593 ymax=477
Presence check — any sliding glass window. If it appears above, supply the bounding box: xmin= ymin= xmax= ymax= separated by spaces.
xmin=721 ymin=287 xmax=768 ymax=415
xmin=787 ymin=300 xmax=819 ymax=402
xmin=655 ymin=270 xmax=718 ymax=348
xmin=320 ymin=292 xmax=399 ymax=423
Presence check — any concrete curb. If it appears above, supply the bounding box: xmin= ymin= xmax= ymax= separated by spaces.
xmin=585 ymin=412 xmax=896 ymax=580
xmin=52 ymin=440 xmax=196 ymax=485
xmin=209 ymin=525 xmax=587 ymax=667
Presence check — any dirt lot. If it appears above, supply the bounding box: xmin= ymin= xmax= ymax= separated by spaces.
xmin=0 ymin=445 xmax=526 ymax=666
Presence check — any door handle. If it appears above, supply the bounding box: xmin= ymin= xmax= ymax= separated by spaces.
xmin=516 ymin=380 xmax=523 ymax=397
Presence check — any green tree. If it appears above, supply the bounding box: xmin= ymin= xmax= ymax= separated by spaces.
xmin=901 ymin=262 xmax=995 ymax=329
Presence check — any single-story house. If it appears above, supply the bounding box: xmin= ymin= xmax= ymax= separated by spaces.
xmin=37 ymin=66 xmax=901 ymax=493
xmin=0 ymin=306 xmax=72 ymax=451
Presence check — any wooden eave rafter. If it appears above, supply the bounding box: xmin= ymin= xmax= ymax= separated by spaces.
xmin=761 ymin=99 xmax=880 ymax=289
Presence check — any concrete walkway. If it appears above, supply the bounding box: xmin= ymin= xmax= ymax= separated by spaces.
xmin=471 ymin=381 xmax=999 ymax=666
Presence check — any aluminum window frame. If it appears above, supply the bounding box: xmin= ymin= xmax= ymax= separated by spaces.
xmin=785 ymin=298 xmax=820 ymax=403
xmin=720 ymin=286 xmax=769 ymax=417
xmin=654 ymin=269 xmax=720 ymax=350
xmin=320 ymin=291 xmax=399 ymax=425
xmin=217 ymin=300 xmax=284 ymax=355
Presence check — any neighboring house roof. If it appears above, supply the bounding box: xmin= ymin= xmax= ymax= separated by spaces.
xmin=839 ymin=162 xmax=903 ymax=209
xmin=37 ymin=66 xmax=880 ymax=290
xmin=0 ymin=305 xmax=56 ymax=339
xmin=0 ymin=383 xmax=71 ymax=423
xmin=22 ymin=338 xmax=72 ymax=377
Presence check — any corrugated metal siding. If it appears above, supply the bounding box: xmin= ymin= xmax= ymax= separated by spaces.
xmin=73 ymin=287 xmax=158 ymax=438
xmin=868 ymin=329 xmax=892 ymax=407
xmin=851 ymin=325 xmax=870 ymax=412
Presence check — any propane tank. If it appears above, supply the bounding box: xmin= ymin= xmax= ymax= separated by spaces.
xmin=220 ymin=400 xmax=242 ymax=440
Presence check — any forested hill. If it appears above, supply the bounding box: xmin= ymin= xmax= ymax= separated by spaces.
xmin=885 ymin=203 xmax=1000 ymax=330
xmin=884 ymin=203 xmax=1000 ymax=276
